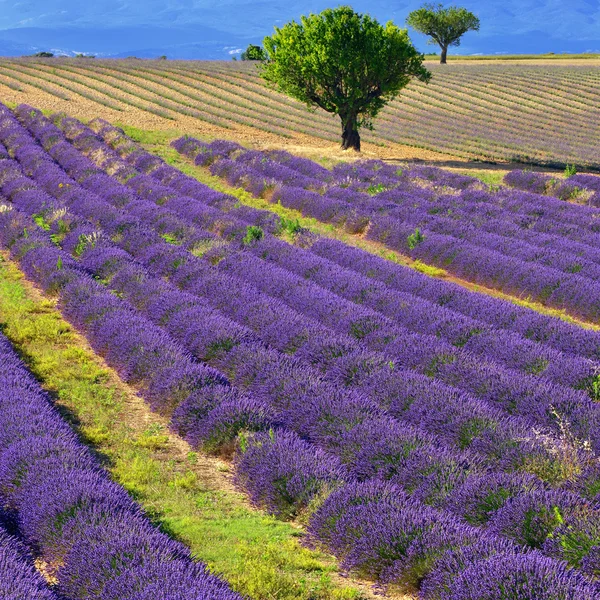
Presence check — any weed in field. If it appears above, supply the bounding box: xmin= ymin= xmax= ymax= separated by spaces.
xmin=136 ymin=423 xmax=170 ymax=450
xmin=243 ymin=225 xmax=264 ymax=245
xmin=278 ymin=215 xmax=302 ymax=236
xmin=564 ymin=164 xmax=577 ymax=177
xmin=407 ymin=227 xmax=425 ymax=249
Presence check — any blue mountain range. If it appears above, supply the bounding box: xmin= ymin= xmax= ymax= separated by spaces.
xmin=0 ymin=1 xmax=598 ymax=58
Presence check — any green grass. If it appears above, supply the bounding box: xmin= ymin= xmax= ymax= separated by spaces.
xmin=452 ymin=168 xmax=568 ymax=189
xmin=452 ymin=168 xmax=507 ymax=188
xmin=0 ymin=253 xmax=367 ymax=600
xmin=115 ymin=123 xmax=181 ymax=145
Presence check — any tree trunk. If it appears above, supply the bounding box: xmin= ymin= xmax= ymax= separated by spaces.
xmin=440 ymin=46 xmax=448 ymax=64
xmin=340 ymin=114 xmax=361 ymax=151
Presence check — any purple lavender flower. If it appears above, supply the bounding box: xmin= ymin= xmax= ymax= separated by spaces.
xmin=440 ymin=551 xmax=600 ymax=599
xmin=0 ymin=528 xmax=58 ymax=599
xmin=234 ymin=429 xmax=345 ymax=518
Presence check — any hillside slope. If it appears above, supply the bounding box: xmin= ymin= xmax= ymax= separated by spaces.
xmin=0 ymin=58 xmax=598 ymax=168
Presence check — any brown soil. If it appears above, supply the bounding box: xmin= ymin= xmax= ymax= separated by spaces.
xmin=425 ymin=58 xmax=600 ymax=65
xmin=34 ymin=559 xmax=59 ymax=586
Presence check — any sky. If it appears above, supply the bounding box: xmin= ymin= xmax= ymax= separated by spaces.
xmin=0 ymin=0 xmax=598 ymax=58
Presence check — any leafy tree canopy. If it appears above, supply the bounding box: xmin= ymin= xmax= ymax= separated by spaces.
xmin=407 ymin=3 xmax=480 ymax=63
xmin=262 ymin=6 xmax=431 ymax=150
xmin=241 ymin=44 xmax=267 ymax=61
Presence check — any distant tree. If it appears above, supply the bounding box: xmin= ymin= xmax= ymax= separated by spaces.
xmin=407 ymin=3 xmax=480 ymax=64
xmin=158 ymin=55 xmax=167 ymax=60
xmin=262 ymin=6 xmax=430 ymax=151
xmin=33 ymin=51 xmax=54 ymax=58
xmin=241 ymin=44 xmax=267 ymax=61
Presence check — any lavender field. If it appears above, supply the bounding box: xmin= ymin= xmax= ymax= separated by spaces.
xmin=0 ymin=100 xmax=600 ymax=599
xmin=176 ymin=137 xmax=600 ymax=322
xmin=0 ymin=58 xmax=599 ymax=167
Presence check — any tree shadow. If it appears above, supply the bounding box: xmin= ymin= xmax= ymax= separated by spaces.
xmin=385 ymin=157 xmax=600 ymax=174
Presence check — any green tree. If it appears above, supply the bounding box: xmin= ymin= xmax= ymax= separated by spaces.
xmin=241 ymin=44 xmax=267 ymax=61
xmin=407 ymin=3 xmax=480 ymax=64
xmin=262 ymin=6 xmax=430 ymax=151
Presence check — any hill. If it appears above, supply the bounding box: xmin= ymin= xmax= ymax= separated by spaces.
xmin=0 ymin=57 xmax=598 ymax=169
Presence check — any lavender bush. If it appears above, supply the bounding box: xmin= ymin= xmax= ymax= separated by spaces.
xmin=0 ymin=526 xmax=59 ymax=599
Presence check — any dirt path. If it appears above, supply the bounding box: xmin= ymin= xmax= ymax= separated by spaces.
xmin=432 ymin=58 xmax=600 ymax=65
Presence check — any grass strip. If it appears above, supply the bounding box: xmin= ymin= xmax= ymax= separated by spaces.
xmin=0 ymin=252 xmax=368 ymax=600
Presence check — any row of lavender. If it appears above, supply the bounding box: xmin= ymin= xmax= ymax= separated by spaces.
xmin=202 ymin=144 xmax=600 ymax=287
xmin=1 ymin=106 xmax=595 ymax=597
xmin=0 ymin=333 xmax=240 ymax=599
xmin=231 ymin=151 xmax=600 ymax=311
xmin=175 ymin=138 xmax=600 ymax=321
xmin=505 ymin=169 xmax=600 ymax=206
